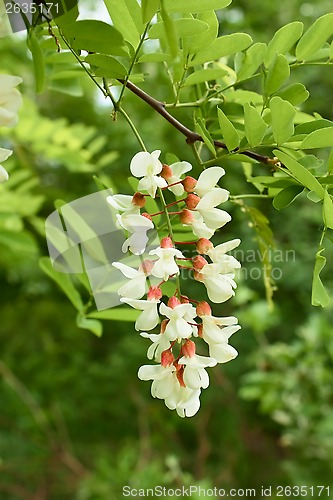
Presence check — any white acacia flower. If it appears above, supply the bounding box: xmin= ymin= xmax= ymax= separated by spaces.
xmin=0 ymin=147 xmax=12 ymax=183
xmin=196 ymin=263 xmax=237 ymax=303
xmin=194 ymin=166 xmax=226 ymax=197
xmin=179 ymin=354 xmax=217 ymax=390
xmin=140 ymin=332 xmax=171 ymax=362
xmin=117 ymin=213 xmax=154 ymax=255
xmin=0 ymin=74 xmax=22 ymax=127
xmin=120 ymin=297 xmax=160 ymax=331
xmin=189 ymin=212 xmax=215 ymax=239
xmin=200 ymin=315 xmax=240 ymax=363
xmin=164 ymin=384 xmax=201 ymax=418
xmin=207 ymin=239 xmax=241 ymax=267
xmin=159 ymin=302 xmax=196 ymax=341
xmin=194 ymin=189 xmax=231 ymax=230
xmin=130 ymin=150 xmax=167 ymax=198
xmin=208 ymin=342 xmax=238 ymax=363
xmin=106 ymin=194 xmax=140 ymax=215
xmin=138 ymin=363 xmax=177 ymax=399
xmin=112 ymin=262 xmax=147 ymax=299
xmin=167 ymin=161 xmax=192 ymax=196
xmin=149 ymin=246 xmax=184 ymax=280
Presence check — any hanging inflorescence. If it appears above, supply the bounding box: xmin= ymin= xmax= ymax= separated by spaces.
xmin=108 ymin=150 xmax=241 ymax=417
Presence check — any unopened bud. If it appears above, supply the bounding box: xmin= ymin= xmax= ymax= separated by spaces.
xmin=196 ymin=238 xmax=213 ymax=254
xmin=196 ymin=301 xmax=212 ymax=317
xmin=180 ymin=209 xmax=194 ymax=224
xmin=161 ymin=349 xmax=174 ymax=367
xmin=142 ymin=212 xmax=152 ymax=221
xmin=132 ymin=192 xmax=146 ymax=208
xmin=194 ymin=271 xmax=204 ymax=282
xmin=192 ymin=255 xmax=208 ymax=271
xmin=174 ymin=362 xmax=186 ymax=387
xmin=197 ymin=324 xmax=203 ymax=338
xmin=180 ymin=295 xmax=190 ymax=304
xmin=160 ymin=164 xmax=173 ymax=180
xmin=147 ymin=285 xmax=162 ymax=301
xmin=182 ymin=176 xmax=197 ymax=193
xmin=139 ymin=259 xmax=154 ymax=275
xmin=182 ymin=339 xmax=196 ymax=358
xmin=160 ymin=236 xmax=173 ymax=248
xmin=168 ymin=296 xmax=181 ymax=308
xmin=185 ymin=194 xmax=201 ymax=210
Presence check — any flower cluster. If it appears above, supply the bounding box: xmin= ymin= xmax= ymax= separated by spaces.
xmin=0 ymin=74 xmax=22 ymax=183
xmin=109 ymin=150 xmax=241 ymax=417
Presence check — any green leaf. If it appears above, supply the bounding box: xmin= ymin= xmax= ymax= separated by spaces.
xmin=160 ymin=2 xmax=178 ymax=57
xmin=328 ymin=149 xmax=333 ymax=174
xmin=217 ymin=108 xmax=240 ymax=151
xmin=39 ymin=257 xmax=83 ymax=311
xmin=189 ymin=33 xmax=252 ymax=66
xmin=244 ymin=103 xmax=267 ymax=147
xmin=163 ymin=0 xmax=231 ymax=13
xmin=270 ymin=96 xmax=296 ymax=145
xmin=273 ymin=185 xmax=304 ymax=209
xmin=76 ymin=314 xmax=103 ymax=337
xmin=311 ymin=247 xmax=330 ymax=307
xmin=184 ymin=69 xmax=227 ymax=86
xmin=85 ymin=54 xmax=128 ymax=79
xmin=63 ymin=20 xmax=127 ymax=56
xmin=275 ymin=83 xmax=309 ymax=106
xmin=265 ymin=21 xmax=303 ymax=66
xmin=323 ymin=189 xmax=333 ymax=229
xmin=195 ymin=117 xmax=216 ymax=156
xmin=184 ymin=10 xmax=218 ymax=55
xmin=138 ymin=53 xmax=171 ymax=63
xmin=142 ymin=0 xmax=160 ymax=22
xmin=301 ymin=127 xmax=333 ymax=149
xmin=104 ymin=0 xmax=142 ymax=48
xmin=149 ymin=18 xmax=209 ymax=39
xmin=237 ymin=42 xmax=267 ymax=80
xmin=87 ymin=307 xmax=140 ymax=321
xmin=296 ymin=13 xmax=333 ymax=61
xmin=265 ymin=54 xmax=290 ymax=95
xmin=28 ymin=30 xmax=45 ymax=94
xmin=273 ymin=150 xmax=325 ymax=199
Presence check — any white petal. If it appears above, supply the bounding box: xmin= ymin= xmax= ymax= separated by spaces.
xmin=169 ymin=161 xmax=192 ymax=177
xmin=130 ymin=151 xmax=162 ymax=177
xmin=0 ymin=165 xmax=9 ymax=183
xmin=112 ymin=262 xmax=139 ymax=279
xmin=117 ymin=275 xmax=146 ymax=299
xmin=209 ymin=343 xmax=238 ymax=363
xmin=196 ymin=188 xmax=229 ymax=209
xmin=195 ymin=167 xmax=225 ymax=196
xmin=106 ymin=194 xmax=133 ymax=211
xmin=0 ymin=147 xmax=13 ymax=163
xmin=198 ymin=208 xmax=231 ymax=230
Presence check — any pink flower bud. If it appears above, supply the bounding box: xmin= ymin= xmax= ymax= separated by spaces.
xmin=160 ymin=236 xmax=173 ymax=248
xmin=180 ymin=209 xmax=194 ymax=224
xmin=141 ymin=212 xmax=153 ymax=222
xmin=196 ymin=238 xmax=213 ymax=254
xmin=138 ymin=259 xmax=154 ymax=275
xmin=192 ymin=255 xmax=208 ymax=271
xmin=194 ymin=271 xmax=204 ymax=282
xmin=182 ymin=339 xmax=196 ymax=358
xmin=196 ymin=301 xmax=212 ymax=317
xmin=147 ymin=285 xmax=162 ymax=300
xmin=160 ymin=319 xmax=169 ymax=333
xmin=180 ymin=295 xmax=190 ymax=304
xmin=168 ymin=296 xmax=181 ymax=308
xmin=160 ymin=164 xmax=173 ymax=180
xmin=182 ymin=176 xmax=197 ymax=193
xmin=132 ymin=192 xmax=146 ymax=208
xmin=185 ymin=193 xmax=201 ymax=210
xmin=161 ymin=349 xmax=174 ymax=367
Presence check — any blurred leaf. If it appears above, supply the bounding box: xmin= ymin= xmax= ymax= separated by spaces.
xmin=244 ymin=103 xmax=267 ymax=147
xmin=270 ymin=96 xmax=296 ymax=145
xmin=296 ymin=13 xmax=333 ymax=61
xmin=27 ymin=30 xmax=45 ymax=94
xmin=274 ymin=150 xmax=325 ymax=199
xmin=85 ymin=54 xmax=128 ymax=78
xmin=39 ymin=257 xmax=83 ymax=311
xmin=265 ymin=21 xmax=303 ymax=66
xmin=273 ymin=185 xmax=304 ymax=209
xmin=87 ymin=308 xmax=140 ymax=321
xmin=149 ymin=18 xmax=209 ymax=39
xmin=217 ymin=108 xmax=240 ymax=151
xmin=195 ymin=117 xmax=216 ymax=156
xmin=142 ymin=0 xmax=160 ymax=22
xmin=183 ymin=68 xmax=228 ymax=86
xmin=189 ymin=33 xmax=252 ymax=66
xmin=163 ymin=0 xmax=231 ymax=13
xmin=323 ymin=190 xmax=333 ymax=229
xmin=184 ymin=10 xmax=218 ymax=55
xmin=301 ymin=127 xmax=333 ymax=149
xmin=265 ymin=54 xmax=290 ymax=95
xmin=160 ymin=1 xmax=178 ymax=58
xmin=76 ymin=313 xmax=103 ymax=337
xmin=104 ymin=0 xmax=142 ymax=48
xmin=328 ymin=149 xmax=333 ymax=174
xmin=63 ymin=20 xmax=127 ymax=56
xmin=311 ymin=247 xmax=330 ymax=307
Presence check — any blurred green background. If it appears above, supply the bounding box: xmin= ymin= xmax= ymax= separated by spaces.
xmin=1 ymin=0 xmax=333 ymax=498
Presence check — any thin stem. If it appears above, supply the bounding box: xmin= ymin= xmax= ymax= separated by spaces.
xmin=230 ymin=194 xmax=273 ymax=200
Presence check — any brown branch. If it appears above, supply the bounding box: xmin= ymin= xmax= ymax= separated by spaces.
xmin=117 ymin=79 xmax=277 ymax=166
